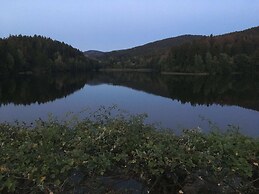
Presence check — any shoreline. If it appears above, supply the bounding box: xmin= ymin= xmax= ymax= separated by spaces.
xmin=99 ymin=68 xmax=210 ymax=75
xmin=99 ymin=68 xmax=155 ymax=72
xmin=161 ymin=71 xmax=209 ymax=76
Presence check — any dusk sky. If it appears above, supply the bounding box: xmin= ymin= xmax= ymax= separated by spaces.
xmin=1 ymin=0 xmax=258 ymax=51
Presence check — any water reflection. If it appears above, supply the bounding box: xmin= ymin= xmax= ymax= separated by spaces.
xmin=0 ymin=72 xmax=258 ymax=111
xmin=0 ymin=73 xmax=90 ymax=106
xmin=0 ymin=72 xmax=259 ymax=136
xmin=89 ymin=72 xmax=259 ymax=111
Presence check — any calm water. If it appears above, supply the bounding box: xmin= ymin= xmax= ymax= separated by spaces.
xmin=0 ymin=72 xmax=259 ymax=136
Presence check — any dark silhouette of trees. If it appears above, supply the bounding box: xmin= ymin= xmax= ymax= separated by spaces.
xmin=163 ymin=27 xmax=259 ymax=74
xmin=91 ymin=27 xmax=259 ymax=74
xmin=0 ymin=35 xmax=97 ymax=74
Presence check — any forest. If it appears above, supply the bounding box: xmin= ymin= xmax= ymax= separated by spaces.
xmin=92 ymin=27 xmax=259 ymax=74
xmin=0 ymin=35 xmax=97 ymax=74
xmin=163 ymin=28 xmax=259 ymax=74
xmin=1 ymin=27 xmax=258 ymax=75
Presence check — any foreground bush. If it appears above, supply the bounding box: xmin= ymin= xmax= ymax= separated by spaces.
xmin=0 ymin=112 xmax=258 ymax=193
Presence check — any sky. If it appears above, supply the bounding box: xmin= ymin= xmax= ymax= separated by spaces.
xmin=0 ymin=0 xmax=258 ymax=51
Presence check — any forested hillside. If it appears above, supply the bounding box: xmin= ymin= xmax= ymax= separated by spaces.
xmin=164 ymin=27 xmax=259 ymax=74
xmin=90 ymin=27 xmax=259 ymax=74
xmin=85 ymin=35 xmax=203 ymax=69
xmin=85 ymin=35 xmax=203 ymax=60
xmin=0 ymin=35 xmax=97 ymax=74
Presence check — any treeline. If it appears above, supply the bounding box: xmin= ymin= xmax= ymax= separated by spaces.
xmin=0 ymin=35 xmax=97 ymax=74
xmin=163 ymin=28 xmax=259 ymax=74
xmin=96 ymin=27 xmax=259 ymax=74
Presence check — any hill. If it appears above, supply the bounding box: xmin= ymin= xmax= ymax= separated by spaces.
xmin=0 ymin=35 xmax=97 ymax=74
xmin=85 ymin=35 xmax=203 ymax=67
xmin=87 ymin=27 xmax=259 ymax=74
xmin=84 ymin=50 xmax=105 ymax=60
xmin=88 ymin=35 xmax=203 ymax=58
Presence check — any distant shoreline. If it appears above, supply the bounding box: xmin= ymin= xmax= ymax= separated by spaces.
xmin=99 ymin=68 xmax=209 ymax=75
xmin=99 ymin=68 xmax=154 ymax=73
xmin=161 ymin=72 xmax=209 ymax=76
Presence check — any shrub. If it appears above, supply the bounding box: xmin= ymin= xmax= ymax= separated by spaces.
xmin=0 ymin=111 xmax=258 ymax=193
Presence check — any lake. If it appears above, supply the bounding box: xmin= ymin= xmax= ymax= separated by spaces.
xmin=0 ymin=72 xmax=258 ymax=136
